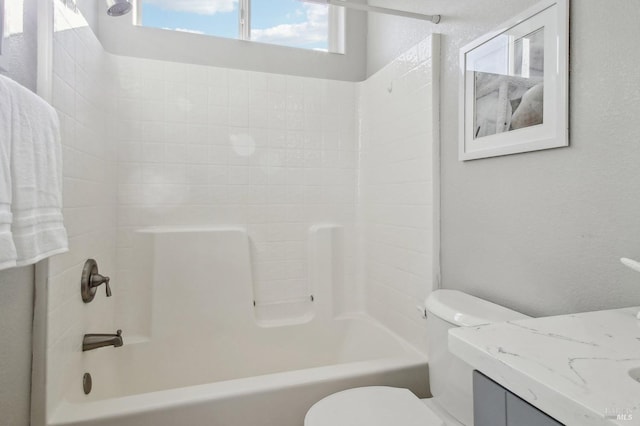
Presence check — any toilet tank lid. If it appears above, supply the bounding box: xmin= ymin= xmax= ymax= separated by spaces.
xmin=425 ymin=290 xmax=530 ymax=327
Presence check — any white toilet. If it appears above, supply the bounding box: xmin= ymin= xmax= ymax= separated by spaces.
xmin=304 ymin=290 xmax=530 ymax=426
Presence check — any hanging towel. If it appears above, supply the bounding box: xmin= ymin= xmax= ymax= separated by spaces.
xmin=0 ymin=74 xmax=68 ymax=270
xmin=0 ymin=76 xmax=17 ymax=269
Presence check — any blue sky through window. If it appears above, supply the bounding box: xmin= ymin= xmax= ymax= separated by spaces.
xmin=141 ymin=1 xmax=239 ymax=38
xmin=140 ymin=0 xmax=328 ymax=51
xmin=252 ymin=0 xmax=328 ymax=50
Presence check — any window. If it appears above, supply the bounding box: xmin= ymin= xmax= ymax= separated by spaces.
xmin=136 ymin=0 xmax=345 ymax=53
xmin=138 ymin=0 xmax=239 ymax=39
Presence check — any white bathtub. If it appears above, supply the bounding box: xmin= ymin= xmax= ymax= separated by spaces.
xmin=48 ymin=228 xmax=428 ymax=426
xmin=50 ymin=315 xmax=428 ymax=426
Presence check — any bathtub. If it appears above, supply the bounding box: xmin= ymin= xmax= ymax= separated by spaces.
xmin=50 ymin=316 xmax=428 ymax=426
xmin=48 ymin=228 xmax=428 ymax=426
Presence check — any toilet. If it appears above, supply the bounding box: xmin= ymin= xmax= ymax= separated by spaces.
xmin=304 ymin=290 xmax=530 ymax=426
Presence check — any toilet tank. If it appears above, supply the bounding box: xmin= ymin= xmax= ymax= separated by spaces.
xmin=425 ymin=290 xmax=530 ymax=426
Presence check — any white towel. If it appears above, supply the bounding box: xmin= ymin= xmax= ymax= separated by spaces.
xmin=0 ymin=75 xmax=68 ymax=270
xmin=0 ymin=77 xmax=17 ymax=269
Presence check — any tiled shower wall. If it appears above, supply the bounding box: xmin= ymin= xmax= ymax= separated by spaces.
xmin=358 ymin=36 xmax=439 ymax=353
xmin=43 ymin=9 xmax=437 ymax=414
xmin=113 ymin=57 xmax=359 ymax=333
xmin=46 ymin=1 xmax=117 ymax=413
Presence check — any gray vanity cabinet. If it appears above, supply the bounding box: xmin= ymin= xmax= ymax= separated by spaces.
xmin=473 ymin=371 xmax=563 ymax=426
xmin=473 ymin=370 xmax=507 ymax=426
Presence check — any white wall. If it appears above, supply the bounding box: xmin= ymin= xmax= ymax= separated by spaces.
xmin=358 ymin=36 xmax=439 ymax=352
xmin=368 ymin=0 xmax=640 ymax=316
xmin=0 ymin=0 xmax=38 ymax=424
xmin=45 ymin=0 xmax=118 ymax=415
xmin=366 ymin=0 xmax=537 ymax=77
xmin=75 ymin=0 xmax=99 ymax=35
xmin=365 ymin=0 xmax=435 ymax=77
xmin=113 ymin=57 xmax=359 ymax=333
xmin=97 ymin=2 xmax=368 ymax=82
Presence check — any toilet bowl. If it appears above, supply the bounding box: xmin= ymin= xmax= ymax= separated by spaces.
xmin=304 ymin=290 xmax=530 ymax=426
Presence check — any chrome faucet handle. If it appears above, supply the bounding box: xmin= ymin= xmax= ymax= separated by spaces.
xmin=91 ymin=273 xmax=111 ymax=297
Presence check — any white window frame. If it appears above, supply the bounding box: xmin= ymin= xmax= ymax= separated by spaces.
xmin=134 ymin=0 xmax=345 ymax=54
xmin=239 ymin=0 xmax=250 ymax=41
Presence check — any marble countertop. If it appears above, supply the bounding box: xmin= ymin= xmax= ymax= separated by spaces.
xmin=449 ymin=307 xmax=640 ymax=426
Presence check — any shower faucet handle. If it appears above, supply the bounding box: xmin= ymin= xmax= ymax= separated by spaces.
xmin=81 ymin=259 xmax=113 ymax=303
xmin=91 ymin=273 xmax=112 ymax=297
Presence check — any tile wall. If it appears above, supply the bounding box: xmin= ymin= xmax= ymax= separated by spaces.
xmin=358 ymin=36 xmax=439 ymax=352
xmin=112 ymin=57 xmax=359 ymax=333
xmin=46 ymin=1 xmax=117 ymax=413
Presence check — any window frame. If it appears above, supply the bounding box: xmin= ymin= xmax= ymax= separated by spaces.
xmin=134 ymin=0 xmax=345 ymax=54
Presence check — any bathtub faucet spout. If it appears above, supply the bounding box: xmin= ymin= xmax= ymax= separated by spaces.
xmin=83 ymin=330 xmax=123 ymax=351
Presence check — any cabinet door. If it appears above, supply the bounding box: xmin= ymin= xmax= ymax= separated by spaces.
xmin=506 ymin=393 xmax=564 ymax=426
xmin=473 ymin=371 xmax=507 ymax=426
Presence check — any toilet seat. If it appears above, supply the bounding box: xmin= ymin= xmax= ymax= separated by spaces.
xmin=304 ymin=387 xmax=444 ymax=426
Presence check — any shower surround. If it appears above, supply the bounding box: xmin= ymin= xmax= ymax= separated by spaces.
xmin=42 ymin=3 xmax=439 ymax=425
xmin=113 ymin=55 xmax=360 ymax=332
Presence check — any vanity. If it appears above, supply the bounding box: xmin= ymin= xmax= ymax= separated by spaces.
xmin=473 ymin=371 xmax=562 ymax=426
xmin=449 ymin=307 xmax=640 ymax=426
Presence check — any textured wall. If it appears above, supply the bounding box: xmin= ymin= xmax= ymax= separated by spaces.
xmin=0 ymin=0 xmax=38 ymax=425
xmin=113 ymin=57 xmax=359 ymax=333
xmin=441 ymin=0 xmax=640 ymax=316
xmin=368 ymin=0 xmax=640 ymax=316
xmin=45 ymin=0 xmax=118 ymax=413
xmin=359 ymin=36 xmax=439 ymax=353
xmin=0 ymin=266 xmax=33 ymax=426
